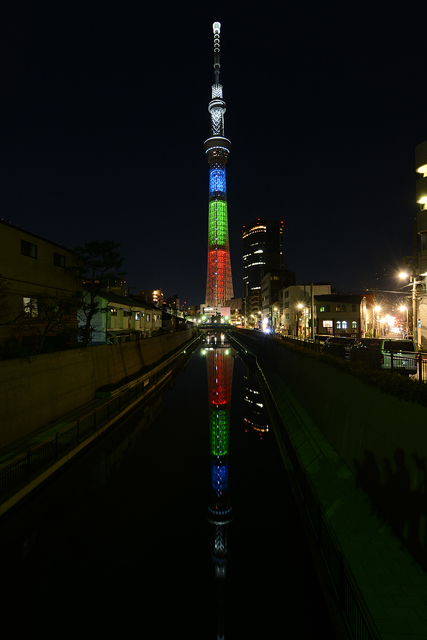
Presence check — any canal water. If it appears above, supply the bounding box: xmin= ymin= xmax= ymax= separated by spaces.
xmin=0 ymin=337 xmax=334 ymax=639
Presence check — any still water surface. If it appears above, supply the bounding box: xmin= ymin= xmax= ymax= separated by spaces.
xmin=1 ymin=341 xmax=334 ymax=638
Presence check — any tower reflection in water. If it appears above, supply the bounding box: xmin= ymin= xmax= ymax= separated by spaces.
xmin=202 ymin=332 xmax=233 ymax=640
xmin=243 ymin=366 xmax=269 ymax=439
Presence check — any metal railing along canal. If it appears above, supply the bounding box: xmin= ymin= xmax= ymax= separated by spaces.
xmin=0 ymin=337 xmax=199 ymax=500
xmin=280 ymin=335 xmax=426 ymax=381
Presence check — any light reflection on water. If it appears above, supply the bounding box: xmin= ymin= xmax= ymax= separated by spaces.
xmin=0 ymin=335 xmax=333 ymax=638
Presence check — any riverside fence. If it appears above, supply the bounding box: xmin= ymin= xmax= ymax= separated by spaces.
xmin=0 ymin=337 xmax=200 ymax=501
xmin=281 ymin=335 xmax=426 ymax=381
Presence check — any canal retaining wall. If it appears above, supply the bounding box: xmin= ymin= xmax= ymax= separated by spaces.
xmin=236 ymin=329 xmax=427 ymax=570
xmin=0 ymin=330 xmax=194 ymax=450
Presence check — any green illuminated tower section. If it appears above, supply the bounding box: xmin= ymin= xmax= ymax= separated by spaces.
xmin=204 ymin=22 xmax=234 ymax=307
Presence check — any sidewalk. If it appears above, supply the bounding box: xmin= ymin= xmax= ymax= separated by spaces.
xmin=250 ymin=336 xmax=427 ymax=640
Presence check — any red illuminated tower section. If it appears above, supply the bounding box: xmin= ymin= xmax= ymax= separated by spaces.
xmin=204 ymin=22 xmax=234 ymax=307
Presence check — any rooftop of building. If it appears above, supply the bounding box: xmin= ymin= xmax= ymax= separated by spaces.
xmin=0 ymin=219 xmax=78 ymax=255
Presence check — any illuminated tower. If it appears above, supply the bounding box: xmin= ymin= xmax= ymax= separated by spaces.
xmin=204 ymin=22 xmax=234 ymax=307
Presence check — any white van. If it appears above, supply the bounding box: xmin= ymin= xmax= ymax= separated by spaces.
xmin=352 ymin=338 xmax=417 ymax=375
xmin=380 ymin=339 xmax=417 ymax=374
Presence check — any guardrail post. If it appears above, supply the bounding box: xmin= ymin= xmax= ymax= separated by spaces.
xmin=390 ymin=352 xmax=394 ymax=373
xmin=419 ymin=353 xmax=423 ymax=383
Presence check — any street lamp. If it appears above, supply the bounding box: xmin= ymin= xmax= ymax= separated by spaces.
xmin=399 ymin=305 xmax=408 ymax=337
xmin=273 ymin=307 xmax=278 ymax=334
xmin=298 ymin=303 xmax=307 ymax=339
xmin=373 ymin=305 xmax=381 ymax=338
xmin=399 ymin=271 xmax=421 ymax=346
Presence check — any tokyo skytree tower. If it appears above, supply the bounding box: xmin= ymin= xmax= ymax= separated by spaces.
xmin=204 ymin=22 xmax=234 ymax=307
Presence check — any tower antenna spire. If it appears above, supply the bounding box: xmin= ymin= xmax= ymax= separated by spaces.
xmin=213 ymin=21 xmax=221 ymax=86
xmin=208 ymin=22 xmax=226 ymax=137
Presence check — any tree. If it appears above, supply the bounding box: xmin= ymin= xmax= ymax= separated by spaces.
xmin=27 ymin=293 xmax=78 ymax=354
xmin=0 ymin=278 xmax=78 ymax=357
xmin=68 ymin=240 xmax=127 ymax=346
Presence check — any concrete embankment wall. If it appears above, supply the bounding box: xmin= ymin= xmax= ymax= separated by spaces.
xmin=236 ymin=330 xmax=427 ymax=567
xmin=0 ymin=330 xmax=194 ymax=450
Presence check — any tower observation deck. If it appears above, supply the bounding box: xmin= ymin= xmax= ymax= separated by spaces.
xmin=204 ymin=22 xmax=234 ymax=307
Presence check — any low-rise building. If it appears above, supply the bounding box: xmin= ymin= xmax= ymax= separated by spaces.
xmin=84 ymin=292 xmax=162 ymax=344
xmin=0 ymin=220 xmax=81 ymax=354
xmin=314 ymin=294 xmax=368 ymax=339
xmin=261 ymin=269 xmax=296 ymax=326
xmin=225 ymin=297 xmax=244 ymax=326
xmin=139 ymin=289 xmax=164 ymax=306
xmin=278 ymin=283 xmax=331 ymax=336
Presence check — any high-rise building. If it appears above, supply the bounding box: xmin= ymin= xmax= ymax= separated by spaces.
xmin=242 ymin=219 xmax=286 ymax=296
xmin=416 ymin=141 xmax=427 ymax=272
xmin=415 ymin=140 xmax=427 ymax=347
xmin=204 ymin=22 xmax=233 ymax=307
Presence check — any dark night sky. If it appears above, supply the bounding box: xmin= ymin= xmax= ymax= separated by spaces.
xmin=1 ymin=2 xmax=426 ymax=306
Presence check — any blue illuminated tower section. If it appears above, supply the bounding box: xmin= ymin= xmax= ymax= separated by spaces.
xmin=204 ymin=22 xmax=234 ymax=307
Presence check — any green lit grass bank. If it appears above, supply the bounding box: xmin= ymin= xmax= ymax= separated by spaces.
xmin=234 ymin=328 xmax=427 ymax=573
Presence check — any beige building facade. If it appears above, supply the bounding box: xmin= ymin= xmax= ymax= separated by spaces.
xmin=0 ymin=220 xmax=81 ymax=352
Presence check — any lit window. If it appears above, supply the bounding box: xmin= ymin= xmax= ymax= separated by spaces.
xmin=336 ymin=305 xmax=341 ymax=312
xmin=337 ymin=321 xmax=342 ymax=329
xmin=146 ymin=314 xmax=150 ymax=322
xmin=110 ymin=307 xmax=117 ymax=316
xmin=23 ymin=297 xmax=38 ymax=317
xmin=342 ymin=321 xmax=348 ymax=329
xmin=323 ymin=320 xmax=333 ymax=328
xmin=21 ymin=240 xmax=37 ymax=259
xmin=320 ymin=306 xmax=325 ymax=313
xmin=352 ymin=321 xmax=357 ymax=329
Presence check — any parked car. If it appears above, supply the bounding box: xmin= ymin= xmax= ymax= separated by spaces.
xmin=321 ymin=336 xmax=356 ymax=359
xmin=351 ymin=338 xmax=417 ymax=375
